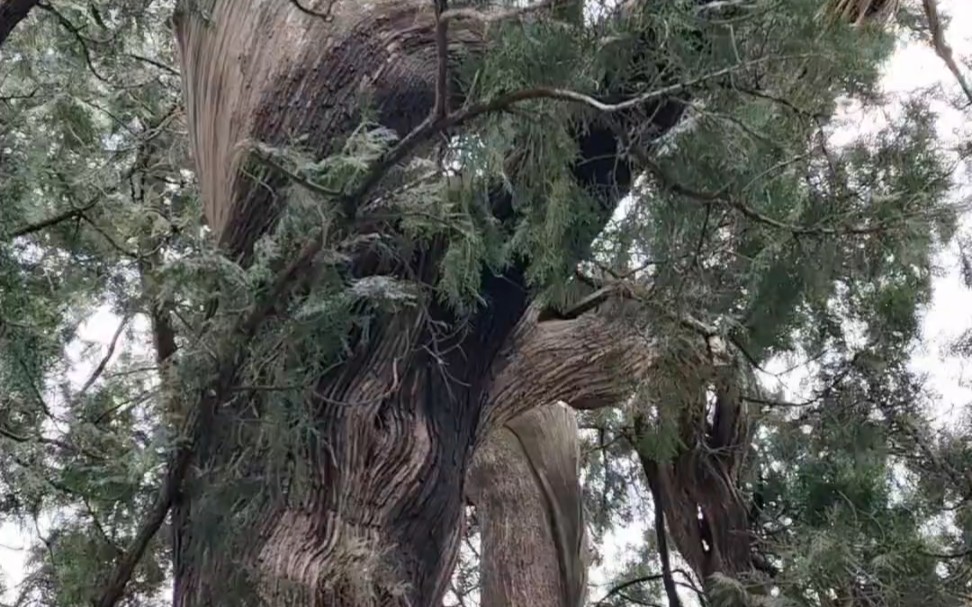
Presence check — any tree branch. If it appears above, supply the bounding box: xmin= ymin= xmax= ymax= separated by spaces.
xmin=36 ymin=2 xmax=114 ymax=85
xmin=482 ymin=304 xmax=671 ymax=432
xmin=592 ymin=574 xmax=665 ymax=606
xmin=650 ymin=480 xmax=683 ymax=607
xmin=6 ymin=201 xmax=96 ymax=240
xmin=78 ymin=314 xmax=130 ymax=396
xmin=345 ymin=54 xmax=801 ymax=218
xmin=921 ymin=0 xmax=972 ymax=106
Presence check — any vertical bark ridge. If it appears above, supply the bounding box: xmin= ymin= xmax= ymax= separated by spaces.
xmin=468 ymin=404 xmax=589 ymax=607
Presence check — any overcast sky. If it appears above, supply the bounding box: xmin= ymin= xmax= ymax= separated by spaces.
xmin=3 ymin=1 xmax=972 ymax=603
xmin=594 ymin=0 xmax=972 ymax=599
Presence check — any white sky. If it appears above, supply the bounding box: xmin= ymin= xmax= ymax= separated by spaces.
xmin=3 ymin=1 xmax=972 ymax=604
xmin=594 ymin=0 xmax=972 ymax=601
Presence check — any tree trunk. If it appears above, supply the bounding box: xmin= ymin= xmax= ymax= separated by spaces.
xmin=468 ymin=404 xmax=589 ymax=607
xmin=171 ymin=1 xmax=687 ymax=605
xmin=635 ymin=359 xmax=758 ymax=584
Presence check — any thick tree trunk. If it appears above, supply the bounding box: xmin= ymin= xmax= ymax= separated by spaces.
xmin=468 ymin=404 xmax=589 ymax=607
xmin=171 ymin=1 xmax=685 ymax=605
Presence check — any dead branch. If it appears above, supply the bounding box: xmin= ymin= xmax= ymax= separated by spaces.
xmin=921 ymin=0 xmax=972 ymax=106
xmin=78 ymin=314 xmax=130 ymax=396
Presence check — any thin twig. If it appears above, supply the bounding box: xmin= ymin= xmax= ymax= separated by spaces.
xmin=346 ymin=55 xmax=795 ymax=216
xmin=78 ymin=314 xmax=130 ymax=396
xmin=433 ymin=0 xmax=452 ymax=122
xmin=593 ymin=574 xmax=665 ymax=606
xmin=642 ymin=156 xmax=916 ymax=237
xmin=36 ymin=2 xmax=113 ymax=85
xmin=0 ymin=423 xmax=104 ymax=460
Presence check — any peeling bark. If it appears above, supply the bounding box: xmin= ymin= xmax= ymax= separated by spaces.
xmin=468 ymin=404 xmax=589 ymax=607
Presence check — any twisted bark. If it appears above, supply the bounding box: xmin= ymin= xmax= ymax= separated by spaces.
xmin=165 ymin=1 xmax=898 ymax=604
xmin=170 ymin=1 xmax=689 ymax=605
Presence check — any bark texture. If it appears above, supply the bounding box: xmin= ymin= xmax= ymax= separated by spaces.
xmin=0 ymin=0 xmax=40 ymax=49
xmin=172 ymin=1 xmax=687 ymax=605
xmin=636 ymin=356 xmax=761 ymax=586
xmin=171 ymin=0 xmax=896 ymax=603
xmin=468 ymin=404 xmax=589 ymax=607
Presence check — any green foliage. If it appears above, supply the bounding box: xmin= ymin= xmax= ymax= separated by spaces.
xmin=1 ymin=1 xmax=970 ymax=607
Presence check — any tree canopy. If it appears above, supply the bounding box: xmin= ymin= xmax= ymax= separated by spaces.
xmin=0 ymin=0 xmax=970 ymax=606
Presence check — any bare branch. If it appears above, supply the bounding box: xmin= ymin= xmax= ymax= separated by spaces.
xmin=78 ymin=314 xmax=130 ymax=396
xmin=7 ymin=201 xmax=96 ymax=240
xmin=921 ymin=0 xmax=972 ymax=106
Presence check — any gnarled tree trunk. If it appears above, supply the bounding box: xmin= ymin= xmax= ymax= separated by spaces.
xmin=171 ymin=1 xmax=687 ymax=605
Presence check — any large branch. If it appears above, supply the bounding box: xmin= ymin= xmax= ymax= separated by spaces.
xmin=633 ymin=362 xmax=758 ymax=586
xmin=481 ymin=305 xmax=663 ymax=432
xmin=0 ymin=0 xmax=39 ymax=50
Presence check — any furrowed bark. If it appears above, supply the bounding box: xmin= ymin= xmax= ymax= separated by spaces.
xmin=468 ymin=404 xmax=589 ymax=607
xmin=172 ymin=1 xmax=688 ymax=605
